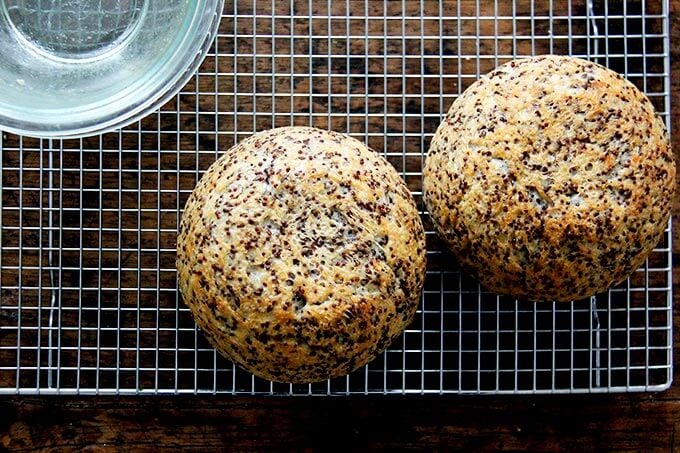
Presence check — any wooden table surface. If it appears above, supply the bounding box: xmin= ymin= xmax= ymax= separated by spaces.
xmin=3 ymin=3 xmax=680 ymax=452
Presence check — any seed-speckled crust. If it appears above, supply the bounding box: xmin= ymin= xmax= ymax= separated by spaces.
xmin=424 ymin=55 xmax=675 ymax=302
xmin=177 ymin=126 xmax=426 ymax=383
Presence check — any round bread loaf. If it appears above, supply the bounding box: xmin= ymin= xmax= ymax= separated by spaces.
xmin=424 ymin=55 xmax=675 ymax=302
xmin=177 ymin=126 xmax=426 ymax=383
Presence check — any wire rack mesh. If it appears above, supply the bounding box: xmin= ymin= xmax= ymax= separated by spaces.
xmin=0 ymin=0 xmax=672 ymax=395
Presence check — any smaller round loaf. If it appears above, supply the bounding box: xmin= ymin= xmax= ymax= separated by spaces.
xmin=424 ymin=55 xmax=675 ymax=302
xmin=177 ymin=126 xmax=426 ymax=383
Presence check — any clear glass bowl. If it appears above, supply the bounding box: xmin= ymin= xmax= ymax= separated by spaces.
xmin=0 ymin=0 xmax=223 ymax=138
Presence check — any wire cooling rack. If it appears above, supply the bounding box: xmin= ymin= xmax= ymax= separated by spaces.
xmin=0 ymin=0 xmax=672 ymax=395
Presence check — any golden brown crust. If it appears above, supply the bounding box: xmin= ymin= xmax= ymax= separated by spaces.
xmin=424 ymin=55 xmax=675 ymax=302
xmin=177 ymin=126 xmax=426 ymax=383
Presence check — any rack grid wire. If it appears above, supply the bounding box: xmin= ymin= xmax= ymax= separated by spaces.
xmin=0 ymin=0 xmax=672 ymax=395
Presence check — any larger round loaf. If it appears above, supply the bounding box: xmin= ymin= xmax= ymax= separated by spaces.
xmin=424 ymin=55 xmax=675 ymax=302
xmin=177 ymin=126 xmax=426 ymax=383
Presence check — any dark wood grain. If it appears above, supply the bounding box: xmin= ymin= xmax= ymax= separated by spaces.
xmin=2 ymin=1 xmax=680 ymax=451
xmin=1 ymin=394 xmax=679 ymax=451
